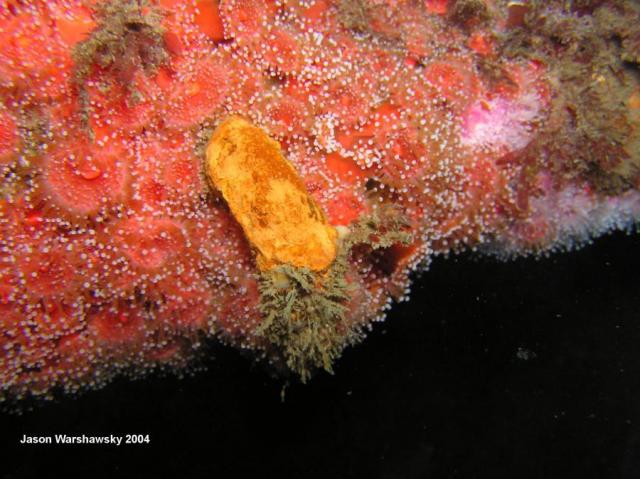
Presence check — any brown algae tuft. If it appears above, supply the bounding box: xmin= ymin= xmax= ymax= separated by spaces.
xmin=72 ymin=0 xmax=169 ymax=133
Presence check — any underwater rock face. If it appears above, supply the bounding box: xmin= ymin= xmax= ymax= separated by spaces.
xmin=0 ymin=0 xmax=639 ymax=400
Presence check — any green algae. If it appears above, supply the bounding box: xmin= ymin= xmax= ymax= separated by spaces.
xmin=476 ymin=57 xmax=518 ymax=92
xmin=18 ymin=110 xmax=49 ymax=165
xmin=73 ymin=0 xmax=168 ymax=84
xmin=256 ymin=205 xmax=412 ymax=382
xmin=337 ymin=0 xmax=371 ymax=33
xmin=72 ymin=0 xmax=169 ymax=137
xmin=345 ymin=204 xmax=412 ymax=251
xmin=0 ymin=110 xmax=50 ymax=199
xmin=497 ymin=0 xmax=640 ymax=195
xmin=448 ymin=0 xmax=491 ymax=29
xmin=257 ymin=263 xmax=352 ymax=383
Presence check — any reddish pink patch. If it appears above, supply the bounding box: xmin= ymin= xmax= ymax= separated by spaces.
xmin=87 ymin=73 xmax=160 ymax=139
xmin=164 ymin=59 xmax=229 ymax=128
xmin=195 ymin=0 xmax=226 ymax=42
xmin=132 ymin=134 xmax=202 ymax=209
xmin=43 ymin=141 xmax=130 ymax=216
xmin=54 ymin=331 xmax=95 ymax=374
xmin=262 ymin=28 xmax=302 ymax=75
xmin=326 ymin=190 xmax=365 ymax=226
xmin=52 ymin=4 xmax=96 ymax=48
xmin=164 ymin=29 xmax=184 ymax=56
xmin=156 ymin=274 xmax=213 ymax=329
xmin=0 ymin=269 xmax=21 ymax=336
xmin=88 ymin=303 xmax=147 ymax=345
xmin=516 ymin=218 xmax=550 ymax=246
xmin=114 ymin=217 xmax=186 ymax=271
xmin=16 ymin=246 xmax=78 ymax=298
xmin=217 ymin=277 xmax=262 ymax=338
xmin=466 ymin=155 xmax=503 ymax=208
xmin=327 ymin=81 xmax=370 ymax=126
xmin=424 ymin=61 xmax=478 ymax=107
xmin=220 ymin=0 xmax=269 ymax=43
xmin=325 ymin=152 xmax=364 ymax=184
xmin=424 ymin=0 xmax=448 ymax=15
xmin=0 ymin=10 xmax=57 ymax=83
xmin=0 ymin=109 xmax=17 ymax=165
xmin=263 ymin=96 xmax=310 ymax=137
xmin=336 ymin=127 xmax=373 ymax=150
xmin=164 ymin=156 xmax=200 ymax=194
xmin=468 ymin=32 xmax=493 ymax=56
xmin=302 ymin=0 xmax=329 ymax=26
xmin=376 ymin=132 xmax=426 ymax=185
xmin=33 ymin=300 xmax=85 ymax=339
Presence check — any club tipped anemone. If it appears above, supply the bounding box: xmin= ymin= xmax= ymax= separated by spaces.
xmin=163 ymin=58 xmax=230 ymax=128
xmin=0 ymin=5 xmax=70 ymax=95
xmin=88 ymin=302 xmax=148 ymax=347
xmin=112 ymin=217 xmax=187 ymax=271
xmin=262 ymin=28 xmax=303 ymax=76
xmin=194 ymin=0 xmax=226 ymax=42
xmin=220 ymin=0 xmax=270 ymax=45
xmin=16 ymin=246 xmax=79 ymax=299
xmin=40 ymin=141 xmax=130 ymax=217
xmin=131 ymin=132 xmax=204 ymax=209
xmin=30 ymin=300 xmax=86 ymax=340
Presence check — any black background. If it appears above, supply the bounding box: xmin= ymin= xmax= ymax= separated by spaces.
xmin=2 ymin=232 xmax=640 ymax=479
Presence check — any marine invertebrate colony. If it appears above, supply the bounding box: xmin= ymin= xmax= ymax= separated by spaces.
xmin=0 ymin=0 xmax=639 ymax=400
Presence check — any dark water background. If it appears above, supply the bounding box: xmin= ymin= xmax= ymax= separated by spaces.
xmin=2 ymin=231 xmax=640 ymax=478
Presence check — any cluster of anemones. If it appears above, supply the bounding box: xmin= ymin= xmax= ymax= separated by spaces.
xmin=2 ymin=0 xmax=634 ymax=400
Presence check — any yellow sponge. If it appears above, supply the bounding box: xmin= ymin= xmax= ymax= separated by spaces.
xmin=205 ymin=116 xmax=337 ymax=271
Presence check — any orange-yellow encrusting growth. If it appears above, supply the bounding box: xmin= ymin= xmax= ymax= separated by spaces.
xmin=205 ymin=116 xmax=338 ymax=272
